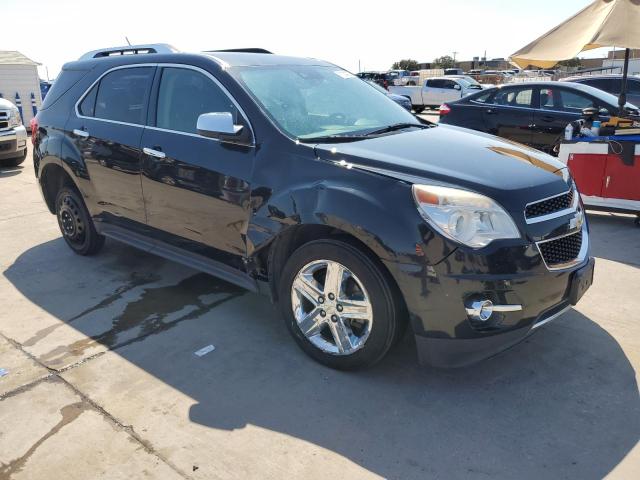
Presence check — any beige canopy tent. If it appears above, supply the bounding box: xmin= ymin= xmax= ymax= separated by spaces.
xmin=509 ymin=0 xmax=640 ymax=114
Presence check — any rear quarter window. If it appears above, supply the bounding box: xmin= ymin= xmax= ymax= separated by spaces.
xmin=41 ymin=66 xmax=93 ymax=110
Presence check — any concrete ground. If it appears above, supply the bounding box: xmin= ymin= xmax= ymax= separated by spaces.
xmin=1 ymin=143 xmax=639 ymax=480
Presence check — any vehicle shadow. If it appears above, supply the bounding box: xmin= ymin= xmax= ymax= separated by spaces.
xmin=586 ymin=211 xmax=640 ymax=268
xmin=0 ymin=166 xmax=23 ymax=178
xmin=3 ymin=238 xmax=640 ymax=479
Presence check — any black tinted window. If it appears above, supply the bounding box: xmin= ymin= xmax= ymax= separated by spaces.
xmin=583 ymin=78 xmax=613 ymax=92
xmin=79 ymin=84 xmax=98 ymax=117
xmin=628 ymin=79 xmax=640 ymax=94
xmin=156 ymin=68 xmax=235 ymax=134
xmin=427 ymin=79 xmax=444 ymax=88
xmin=94 ymin=67 xmax=154 ymax=124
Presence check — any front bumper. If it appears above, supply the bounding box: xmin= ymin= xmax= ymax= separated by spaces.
xmin=0 ymin=126 xmax=27 ymax=159
xmin=386 ymin=225 xmax=593 ymax=368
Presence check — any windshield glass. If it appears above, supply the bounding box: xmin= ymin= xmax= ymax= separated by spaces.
xmin=232 ymin=65 xmax=418 ymax=139
xmin=571 ymin=83 xmax=639 ymax=111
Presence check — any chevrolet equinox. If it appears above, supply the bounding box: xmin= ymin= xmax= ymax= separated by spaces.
xmin=32 ymin=44 xmax=594 ymax=369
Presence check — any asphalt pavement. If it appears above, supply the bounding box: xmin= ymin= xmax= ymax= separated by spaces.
xmin=1 ymin=144 xmax=639 ymax=479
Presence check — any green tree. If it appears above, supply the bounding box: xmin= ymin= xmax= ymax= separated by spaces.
xmin=391 ymin=59 xmax=419 ymax=71
xmin=433 ymin=55 xmax=456 ymax=69
xmin=556 ymin=58 xmax=582 ymax=68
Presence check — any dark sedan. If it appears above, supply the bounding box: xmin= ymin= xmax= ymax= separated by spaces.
xmin=439 ymin=82 xmax=639 ymax=153
xmin=562 ymin=75 xmax=640 ymax=108
xmin=365 ymin=80 xmax=412 ymax=111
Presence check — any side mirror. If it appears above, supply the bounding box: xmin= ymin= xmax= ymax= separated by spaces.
xmin=453 ymin=84 xmax=462 ymax=90
xmin=197 ymin=112 xmax=243 ymax=139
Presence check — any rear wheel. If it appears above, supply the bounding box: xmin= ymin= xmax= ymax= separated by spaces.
xmin=55 ymin=186 xmax=105 ymax=255
xmin=413 ymin=106 xmax=425 ymax=114
xmin=279 ymin=239 xmax=401 ymax=370
xmin=0 ymin=149 xmax=27 ymax=167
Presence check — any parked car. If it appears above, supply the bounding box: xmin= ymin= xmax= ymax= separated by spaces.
xmin=34 ymin=44 xmax=594 ymax=370
xmin=386 ymin=69 xmax=420 ymax=86
xmin=389 ymin=76 xmax=483 ymax=113
xmin=439 ymin=82 xmax=640 ymax=153
xmin=444 ymin=68 xmax=464 ymax=76
xmin=365 ymin=80 xmax=412 ymax=111
xmin=356 ymin=71 xmax=392 ymax=89
xmin=561 ymin=74 xmax=640 ymax=108
xmin=0 ymin=97 xmax=28 ymax=167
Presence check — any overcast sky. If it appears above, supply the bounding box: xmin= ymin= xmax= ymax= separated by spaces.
xmin=3 ymin=0 xmax=610 ymax=79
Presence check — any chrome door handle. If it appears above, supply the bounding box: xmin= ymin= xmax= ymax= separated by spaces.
xmin=143 ymin=147 xmax=166 ymax=159
xmin=605 ymin=175 xmax=611 ymax=188
xmin=73 ymin=129 xmax=89 ymax=138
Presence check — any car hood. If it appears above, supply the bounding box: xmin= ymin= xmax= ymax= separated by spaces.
xmin=314 ymin=124 xmax=570 ymax=211
xmin=0 ymin=98 xmax=16 ymax=110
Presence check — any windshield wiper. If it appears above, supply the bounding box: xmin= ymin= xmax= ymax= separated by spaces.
xmin=363 ymin=123 xmax=431 ymax=136
xmin=297 ymin=134 xmax=371 ymax=143
xmin=297 ymin=123 xmax=431 ymax=143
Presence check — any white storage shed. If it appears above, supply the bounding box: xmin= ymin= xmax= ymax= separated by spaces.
xmin=0 ymin=51 xmax=42 ymax=127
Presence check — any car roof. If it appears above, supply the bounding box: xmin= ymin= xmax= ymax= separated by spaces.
xmin=562 ymin=74 xmax=640 ymax=81
xmin=202 ymin=52 xmax=334 ymax=67
xmin=70 ymin=50 xmax=337 ymax=71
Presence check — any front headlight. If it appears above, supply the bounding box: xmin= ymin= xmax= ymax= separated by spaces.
xmin=8 ymin=107 xmax=22 ymax=127
xmin=412 ymin=184 xmax=520 ymax=248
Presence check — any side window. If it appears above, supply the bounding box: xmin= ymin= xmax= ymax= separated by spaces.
xmin=628 ymin=79 xmax=640 ymax=95
xmin=557 ymin=90 xmax=594 ymax=112
xmin=442 ymin=80 xmax=457 ymax=89
xmin=491 ymin=87 xmax=532 ymax=107
xmin=427 ymin=79 xmax=443 ymax=88
xmin=78 ymin=84 xmax=98 ymax=117
xmin=585 ymin=78 xmax=613 ymax=92
xmin=540 ymin=87 xmax=556 ymax=110
xmin=156 ymin=68 xmax=236 ymax=134
xmin=469 ymin=90 xmax=494 ymax=104
xmin=94 ymin=67 xmax=154 ymax=124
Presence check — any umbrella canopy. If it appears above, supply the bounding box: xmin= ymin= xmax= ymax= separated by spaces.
xmin=509 ymin=0 xmax=640 ymax=69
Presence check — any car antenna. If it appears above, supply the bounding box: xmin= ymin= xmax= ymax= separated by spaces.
xmin=125 ymin=36 xmax=132 ymax=46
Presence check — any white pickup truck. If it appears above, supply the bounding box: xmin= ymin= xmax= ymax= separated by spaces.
xmin=388 ymin=76 xmax=483 ymax=113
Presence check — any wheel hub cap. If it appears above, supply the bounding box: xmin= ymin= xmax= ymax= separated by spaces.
xmin=291 ymin=259 xmax=373 ymax=355
xmin=58 ymin=195 xmax=85 ymax=243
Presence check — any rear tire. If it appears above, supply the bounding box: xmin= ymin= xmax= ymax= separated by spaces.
xmin=279 ymin=239 xmax=400 ymax=370
xmin=0 ymin=149 xmax=27 ymax=167
xmin=55 ymin=186 xmax=105 ymax=256
xmin=413 ymin=106 xmax=425 ymax=114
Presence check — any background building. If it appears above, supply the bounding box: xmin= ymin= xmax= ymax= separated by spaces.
xmin=0 ymin=51 xmax=42 ymax=127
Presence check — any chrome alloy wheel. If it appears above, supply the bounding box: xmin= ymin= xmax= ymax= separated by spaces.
xmin=291 ymin=259 xmax=373 ymax=355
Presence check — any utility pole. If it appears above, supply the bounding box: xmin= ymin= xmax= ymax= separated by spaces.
xmin=453 ymin=51 xmax=458 ymax=62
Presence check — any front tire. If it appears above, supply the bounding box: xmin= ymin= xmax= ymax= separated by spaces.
xmin=55 ymin=186 xmax=105 ymax=256
xmin=279 ymin=239 xmax=401 ymax=370
xmin=413 ymin=106 xmax=425 ymax=114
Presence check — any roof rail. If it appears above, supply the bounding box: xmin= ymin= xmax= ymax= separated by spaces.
xmin=206 ymin=48 xmax=273 ymax=54
xmin=79 ymin=43 xmax=179 ymax=61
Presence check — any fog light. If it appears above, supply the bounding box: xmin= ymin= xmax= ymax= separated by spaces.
xmin=18 ymin=140 xmax=27 ymax=148
xmin=466 ymin=300 xmax=494 ymax=322
xmin=465 ymin=300 xmax=523 ymax=323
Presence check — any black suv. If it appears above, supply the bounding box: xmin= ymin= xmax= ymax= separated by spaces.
xmin=33 ymin=44 xmax=594 ymax=370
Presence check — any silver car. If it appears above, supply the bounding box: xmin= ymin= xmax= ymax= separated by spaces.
xmin=0 ymin=97 xmax=28 ymax=167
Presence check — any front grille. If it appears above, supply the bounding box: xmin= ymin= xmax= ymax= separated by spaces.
xmin=0 ymin=142 xmax=12 ymax=152
xmin=538 ymin=230 xmax=582 ymax=267
xmin=0 ymin=121 xmax=8 ymax=130
xmin=526 ymin=189 xmax=574 ymax=219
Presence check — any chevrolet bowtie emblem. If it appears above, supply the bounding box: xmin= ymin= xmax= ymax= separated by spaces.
xmin=569 ymin=209 xmax=584 ymax=230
